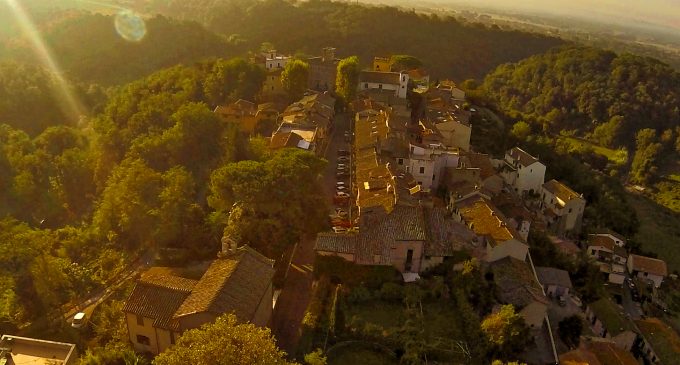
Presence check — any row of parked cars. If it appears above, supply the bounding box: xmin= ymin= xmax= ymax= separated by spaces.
xmin=332 ymin=148 xmax=352 ymax=233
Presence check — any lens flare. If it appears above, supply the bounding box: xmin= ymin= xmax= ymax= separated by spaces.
xmin=115 ymin=10 xmax=146 ymax=42
xmin=5 ymin=0 xmax=85 ymax=122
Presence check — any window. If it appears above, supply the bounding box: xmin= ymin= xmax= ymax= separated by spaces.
xmin=170 ymin=332 xmax=176 ymax=345
xmin=397 ymin=158 xmax=404 ymax=165
xmin=569 ymin=208 xmax=572 ymax=213
xmin=364 ymin=83 xmax=368 ymax=88
xmin=417 ymin=181 xmax=422 ymax=185
xmin=136 ymin=335 xmax=150 ymax=346
xmin=378 ymin=84 xmax=383 ymax=89
xmin=136 ymin=315 xmax=144 ymax=326
xmin=432 ymin=174 xmax=435 ymax=181
xmin=419 ymin=167 xmax=425 ymax=174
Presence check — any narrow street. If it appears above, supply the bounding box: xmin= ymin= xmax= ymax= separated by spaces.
xmin=271 ymin=112 xmax=351 ymax=356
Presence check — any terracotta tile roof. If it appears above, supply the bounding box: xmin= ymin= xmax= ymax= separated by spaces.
xmin=466 ymin=152 xmax=496 ymax=179
xmin=407 ymin=68 xmax=429 ymax=80
xmin=535 ymin=266 xmax=573 ymax=289
xmin=355 ymin=204 xmax=427 ymax=264
xmin=543 ymin=179 xmax=582 ymax=204
xmin=315 ymin=204 xmax=427 ymax=265
xmin=490 ymin=257 xmax=547 ymax=308
xmin=123 ymin=275 xmax=196 ymax=331
xmin=456 ymin=196 xmax=520 ymax=243
xmin=507 ymin=147 xmax=540 ymax=167
xmin=588 ymin=234 xmax=616 ymax=251
xmin=561 ymin=340 xmax=638 ymax=365
xmin=636 ymin=317 xmax=680 ymax=364
xmin=424 ymin=207 xmax=476 ymax=256
xmin=629 ymin=254 xmax=668 ymax=277
xmin=174 ymin=246 xmax=274 ymax=322
xmin=315 ymin=233 xmax=357 ymax=254
xmin=588 ymin=340 xmax=639 ymax=365
xmin=590 ymin=228 xmax=626 ymax=243
xmin=549 ymin=236 xmax=581 ymax=256
xmin=270 ymin=131 xmax=303 ymax=149
xmin=359 ymin=70 xmax=401 ymax=85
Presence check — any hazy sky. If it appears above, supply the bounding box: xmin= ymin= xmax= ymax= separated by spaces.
xmin=444 ymin=0 xmax=680 ymax=32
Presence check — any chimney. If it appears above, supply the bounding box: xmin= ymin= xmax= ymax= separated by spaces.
xmin=220 ymin=234 xmax=238 ymax=257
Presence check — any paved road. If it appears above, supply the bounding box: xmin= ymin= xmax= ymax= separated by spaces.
xmin=271 ymin=112 xmax=351 ymax=357
xmin=622 ymin=277 xmax=644 ymax=320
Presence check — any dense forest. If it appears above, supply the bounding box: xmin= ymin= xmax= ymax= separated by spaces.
xmin=482 ymin=46 xmax=680 ymax=147
xmin=480 ymin=46 xmax=680 ymax=186
xmin=0 ymin=12 xmax=236 ymax=85
xmin=133 ymin=0 xmax=563 ymax=81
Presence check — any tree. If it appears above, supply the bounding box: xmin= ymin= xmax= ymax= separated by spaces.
xmin=481 ymin=305 xmax=531 ymax=360
xmin=281 ymin=59 xmax=310 ymax=101
xmin=558 ymin=315 xmax=583 ymax=349
xmin=304 ymin=349 xmax=327 ymax=365
xmin=336 ymin=56 xmax=360 ymax=103
xmin=591 ymin=115 xmax=623 ymax=147
xmin=79 ymin=345 xmax=150 ymax=365
xmin=208 ymin=148 xmax=328 ymax=258
xmin=511 ymin=121 xmax=531 ymax=141
xmin=390 ymin=55 xmax=423 ymax=70
xmin=153 ymin=314 xmax=297 ymax=365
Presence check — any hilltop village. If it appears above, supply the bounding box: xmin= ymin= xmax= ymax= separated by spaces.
xmin=3 ymin=48 xmax=679 ymax=365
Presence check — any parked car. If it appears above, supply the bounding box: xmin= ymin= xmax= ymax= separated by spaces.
xmin=335 ymin=208 xmax=348 ymax=217
xmin=336 ymin=187 xmax=348 ymax=192
xmin=338 ymin=149 xmax=349 ymax=156
xmin=337 ymin=156 xmax=350 ymax=162
xmin=336 ymin=172 xmax=349 ymax=178
xmin=332 ymin=227 xmax=347 ymax=233
xmin=336 ymin=192 xmax=350 ymax=198
xmin=336 ymin=181 xmax=347 ymax=186
xmin=71 ymin=312 xmax=87 ymax=329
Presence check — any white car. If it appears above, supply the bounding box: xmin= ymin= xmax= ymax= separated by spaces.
xmin=337 ymin=156 xmax=349 ymax=162
xmin=71 ymin=312 xmax=86 ymax=329
xmin=332 ymin=227 xmax=347 ymax=233
xmin=335 ymin=192 xmax=350 ymax=198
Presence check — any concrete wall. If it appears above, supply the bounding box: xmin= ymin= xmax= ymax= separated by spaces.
xmin=178 ymin=312 xmax=216 ymax=333
xmin=317 ymin=251 xmax=355 ymax=262
xmin=516 ymin=162 xmax=546 ymax=194
xmin=126 ymin=313 xmax=159 ymax=354
xmin=391 ymin=241 xmax=424 ymax=273
xmin=262 ymin=72 xmax=285 ymax=98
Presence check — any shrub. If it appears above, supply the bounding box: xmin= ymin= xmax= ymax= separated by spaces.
xmin=379 ymin=282 xmax=403 ymax=301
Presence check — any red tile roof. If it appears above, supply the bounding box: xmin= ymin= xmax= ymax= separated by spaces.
xmin=629 ymin=254 xmax=668 ymax=277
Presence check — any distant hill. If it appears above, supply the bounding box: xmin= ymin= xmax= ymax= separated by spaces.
xmin=482 ymin=46 xmax=680 ymax=148
xmin=0 ymin=12 xmax=236 ymax=86
xmin=135 ymin=0 xmax=564 ymax=81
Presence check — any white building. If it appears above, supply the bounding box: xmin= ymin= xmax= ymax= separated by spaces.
xmin=398 ymin=142 xmax=458 ymax=191
xmin=264 ymin=50 xmax=291 ymax=70
xmin=358 ymin=70 xmax=409 ymax=99
xmin=500 ymin=147 xmax=546 ymax=195
xmin=627 ymin=254 xmax=668 ymax=288
xmin=540 ymin=179 xmax=586 ymax=236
